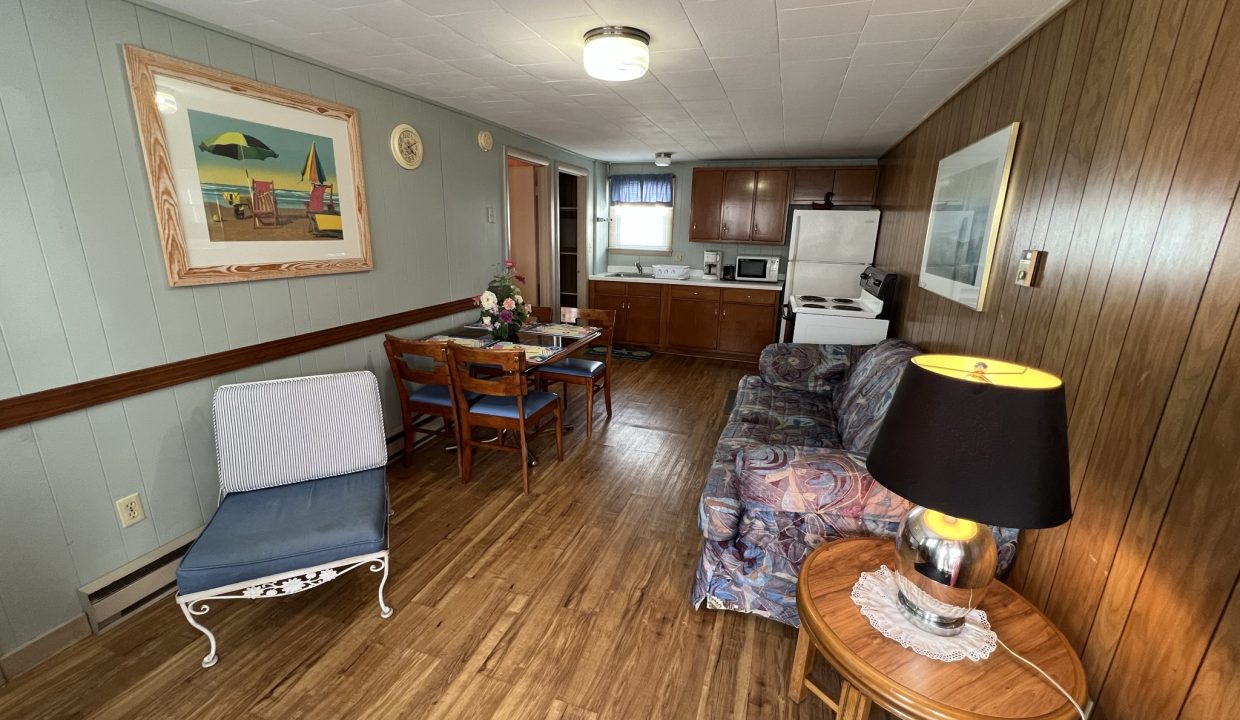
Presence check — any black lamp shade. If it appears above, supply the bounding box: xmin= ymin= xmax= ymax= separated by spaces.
xmin=866 ymin=355 xmax=1072 ymax=529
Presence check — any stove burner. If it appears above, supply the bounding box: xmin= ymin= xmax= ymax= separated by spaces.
xmin=799 ymin=294 xmax=826 ymax=302
xmin=802 ymin=303 xmax=827 ymax=309
xmin=831 ymin=305 xmax=863 ymax=311
xmin=832 ymin=298 xmax=858 ymax=304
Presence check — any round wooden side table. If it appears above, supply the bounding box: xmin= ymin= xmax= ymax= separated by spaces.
xmin=789 ymin=538 xmax=1087 ymax=720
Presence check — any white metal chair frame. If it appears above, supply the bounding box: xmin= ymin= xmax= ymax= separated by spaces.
xmin=175 ymin=371 xmax=394 ymax=668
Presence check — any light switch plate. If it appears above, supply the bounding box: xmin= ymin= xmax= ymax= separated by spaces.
xmin=1015 ymin=249 xmax=1045 ymax=287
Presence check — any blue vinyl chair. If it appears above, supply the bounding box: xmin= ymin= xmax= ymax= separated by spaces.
xmin=174 ymin=371 xmax=392 ymax=668
xmin=535 ymin=307 xmax=615 ymax=437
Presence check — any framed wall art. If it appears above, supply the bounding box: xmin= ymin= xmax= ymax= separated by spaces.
xmin=918 ymin=122 xmax=1019 ymax=311
xmin=124 ymin=46 xmax=372 ymax=286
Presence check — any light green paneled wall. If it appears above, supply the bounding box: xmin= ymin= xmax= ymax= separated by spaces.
xmin=0 ymin=0 xmax=599 ymax=656
xmin=602 ymin=159 xmax=878 ymax=272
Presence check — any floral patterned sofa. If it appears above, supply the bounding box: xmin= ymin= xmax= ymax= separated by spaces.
xmin=692 ymin=339 xmax=1019 ymax=626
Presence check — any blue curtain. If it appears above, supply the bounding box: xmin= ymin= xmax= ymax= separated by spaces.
xmin=610 ymin=174 xmax=674 ymax=205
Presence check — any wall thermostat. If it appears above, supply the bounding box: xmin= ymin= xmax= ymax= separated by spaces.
xmin=1015 ymin=249 xmax=1045 ymax=287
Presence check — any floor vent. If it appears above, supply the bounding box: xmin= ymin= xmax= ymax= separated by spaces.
xmin=78 ymin=530 xmax=199 ymax=634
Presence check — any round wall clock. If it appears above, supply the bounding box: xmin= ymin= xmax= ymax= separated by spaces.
xmin=390 ymin=123 xmax=423 ymax=169
xmin=477 ymin=130 xmax=494 ymax=152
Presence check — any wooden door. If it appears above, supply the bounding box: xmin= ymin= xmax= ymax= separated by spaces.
xmin=592 ymin=292 xmax=628 ymax=344
xmin=831 ymin=168 xmax=879 ymax=204
xmin=792 ymin=168 xmax=834 ymax=204
xmin=720 ymin=170 xmax=756 ymax=242
xmin=624 ymin=294 xmax=662 ymax=346
xmin=751 ymin=170 xmax=791 ymax=243
xmin=718 ymin=302 xmax=778 ymax=354
xmin=689 ymin=169 xmax=725 ymax=241
xmin=667 ymin=298 xmax=720 ymax=350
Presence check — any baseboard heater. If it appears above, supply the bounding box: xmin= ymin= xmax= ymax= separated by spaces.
xmin=78 ymin=529 xmax=200 ymax=634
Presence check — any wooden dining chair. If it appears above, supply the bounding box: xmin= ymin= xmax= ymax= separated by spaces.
xmin=529 ymin=306 xmax=553 ymax=323
xmin=445 ymin=344 xmax=563 ymax=494
xmin=535 ymin=307 xmax=616 ymax=438
xmin=383 ymin=335 xmax=476 ymax=471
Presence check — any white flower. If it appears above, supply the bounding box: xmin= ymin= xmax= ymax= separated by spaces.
xmin=480 ymin=290 xmax=498 ymax=310
xmin=514 ymin=294 xmax=523 ymax=304
xmin=482 ymin=316 xmax=493 ymax=326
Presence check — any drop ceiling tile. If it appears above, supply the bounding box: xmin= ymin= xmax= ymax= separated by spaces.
xmin=446 ymin=54 xmax=530 ymax=77
xmin=404 ymin=31 xmax=492 ymax=60
xmin=307 ymin=26 xmax=411 ymax=56
xmin=437 ymin=10 xmax=539 ymax=45
xmin=650 ymin=48 xmax=714 ymax=73
xmin=655 ymin=68 xmax=721 ymax=87
xmin=699 ymin=29 xmax=780 ymax=58
xmin=780 ymin=33 xmax=860 ymax=62
xmin=670 ymin=82 xmax=729 ymax=101
xmin=493 ymin=0 xmax=595 ymax=22
xmin=851 ymin=38 xmax=937 ymax=65
xmin=251 ymin=0 xmax=362 ymax=34
xmin=871 ymin=0 xmax=968 ymax=14
xmin=861 ymin=7 xmax=964 ymax=43
xmin=487 ymin=38 xmax=569 ymax=65
xmin=682 ymin=0 xmax=777 ymax=36
xmin=938 ymin=17 xmax=1038 ymax=48
xmin=403 ymin=0 xmax=500 ymax=17
xmin=712 ymin=54 xmax=781 ymax=78
xmin=920 ymin=44 xmax=1001 ymax=70
xmin=339 ymin=1 xmax=440 ymax=38
xmin=778 ymin=2 xmax=873 ymax=39
xmin=961 ymin=0 xmax=1064 ymax=23
xmin=904 ymin=66 xmax=974 ymax=88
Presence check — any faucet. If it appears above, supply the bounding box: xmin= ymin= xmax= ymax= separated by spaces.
xmin=635 ymin=261 xmax=643 ymax=275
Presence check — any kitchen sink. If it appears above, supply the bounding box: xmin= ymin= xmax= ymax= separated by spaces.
xmin=606 ymin=272 xmax=655 ymax=278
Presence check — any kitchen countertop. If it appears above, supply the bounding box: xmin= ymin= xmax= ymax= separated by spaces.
xmin=588 ymin=273 xmax=784 ymax=292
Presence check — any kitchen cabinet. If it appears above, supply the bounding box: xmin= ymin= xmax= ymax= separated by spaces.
xmin=689 ymin=169 xmax=724 ymax=241
xmin=718 ymin=299 xmax=780 ymax=354
xmin=719 ymin=171 xmax=756 ymax=242
xmin=668 ymin=298 xmax=720 ymax=350
xmin=590 ymin=281 xmax=664 ymax=346
xmin=752 ymin=170 xmax=791 ymax=243
xmin=789 ymin=166 xmax=879 ymax=205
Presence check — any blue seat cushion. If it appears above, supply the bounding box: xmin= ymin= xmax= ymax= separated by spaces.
xmin=408 ymin=384 xmax=479 ymax=407
xmin=469 ymin=390 xmax=559 ymax=420
xmin=538 ymin=358 xmax=605 ymax=378
xmin=176 ymin=467 xmax=388 ymax=596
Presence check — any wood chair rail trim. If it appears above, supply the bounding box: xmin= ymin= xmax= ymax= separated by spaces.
xmin=0 ymin=297 xmax=476 ymax=430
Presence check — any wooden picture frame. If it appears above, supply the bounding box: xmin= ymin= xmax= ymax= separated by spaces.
xmin=124 ymin=46 xmax=372 ymax=286
xmin=918 ymin=122 xmax=1019 ymax=311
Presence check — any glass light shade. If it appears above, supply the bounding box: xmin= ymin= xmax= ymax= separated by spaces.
xmin=583 ymin=28 xmax=650 ymax=82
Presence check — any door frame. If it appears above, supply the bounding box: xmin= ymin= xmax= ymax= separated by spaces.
xmin=554 ymin=161 xmax=590 ymax=310
xmin=502 ymin=147 xmax=552 ymax=305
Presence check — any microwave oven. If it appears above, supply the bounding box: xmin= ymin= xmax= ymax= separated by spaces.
xmin=734 ymin=255 xmax=780 ymax=282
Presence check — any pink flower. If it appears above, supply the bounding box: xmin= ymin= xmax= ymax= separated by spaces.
xmin=503 ymin=259 xmax=516 ymax=269
xmin=472 ymin=295 xmax=482 ymax=306
xmin=502 ymin=297 xmax=516 ymax=310
xmin=524 ymin=304 xmax=532 ymax=313
xmin=515 ymin=274 xmax=526 ymax=283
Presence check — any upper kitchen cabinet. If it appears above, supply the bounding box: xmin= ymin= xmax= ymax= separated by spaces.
xmin=690 ymin=168 xmax=790 ymax=245
xmin=790 ymin=166 xmax=880 ymax=205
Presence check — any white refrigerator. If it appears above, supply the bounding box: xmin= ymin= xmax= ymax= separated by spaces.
xmin=784 ymin=209 xmax=881 ymax=297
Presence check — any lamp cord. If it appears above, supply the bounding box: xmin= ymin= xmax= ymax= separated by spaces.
xmin=996 ymin=636 xmax=1086 ymax=720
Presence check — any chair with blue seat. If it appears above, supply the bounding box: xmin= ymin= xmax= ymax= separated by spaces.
xmin=384 ymin=335 xmax=476 ymax=472
xmin=446 ymin=344 xmax=563 ymax=494
xmin=174 ymin=371 xmax=393 ymax=668
xmin=535 ymin=307 xmax=615 ymax=437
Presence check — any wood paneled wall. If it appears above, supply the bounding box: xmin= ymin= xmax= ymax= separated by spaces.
xmin=874 ymin=0 xmax=1240 ymax=717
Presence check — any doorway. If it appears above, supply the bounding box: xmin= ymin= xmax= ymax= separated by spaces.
xmin=505 ymin=152 xmax=550 ymax=305
xmin=556 ymin=165 xmax=590 ymax=309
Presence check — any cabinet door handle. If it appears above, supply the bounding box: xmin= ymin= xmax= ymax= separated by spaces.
xmin=722 ymin=224 xmax=728 ymax=233
xmin=754 ymin=224 xmax=759 ymax=233
xmin=722 ymin=309 xmax=727 ymax=318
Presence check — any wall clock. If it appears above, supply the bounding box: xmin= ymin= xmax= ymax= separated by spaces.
xmin=477 ymin=130 xmax=494 ymax=152
xmin=390 ymin=123 xmax=423 ymax=169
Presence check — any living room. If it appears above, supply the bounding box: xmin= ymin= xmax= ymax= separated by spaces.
xmin=0 ymin=0 xmax=1237 ymax=719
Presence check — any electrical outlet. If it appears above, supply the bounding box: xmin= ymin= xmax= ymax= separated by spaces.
xmin=116 ymin=493 xmax=146 ymax=528
xmin=673 ymin=252 xmax=684 ymax=262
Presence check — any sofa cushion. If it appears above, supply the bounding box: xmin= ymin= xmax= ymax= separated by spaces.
xmin=731 ymin=376 xmax=839 ymax=438
xmin=832 ymin=339 xmax=920 ymax=454
xmin=176 ymin=467 xmax=388 ymax=596
xmin=758 ymin=343 xmax=867 ymax=395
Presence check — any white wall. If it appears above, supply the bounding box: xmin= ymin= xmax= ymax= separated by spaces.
xmin=0 ymin=0 xmax=599 ymax=656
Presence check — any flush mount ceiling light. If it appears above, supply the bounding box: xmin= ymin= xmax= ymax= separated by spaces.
xmin=654 ymin=152 xmax=673 ymax=167
xmin=583 ymin=26 xmax=651 ymax=82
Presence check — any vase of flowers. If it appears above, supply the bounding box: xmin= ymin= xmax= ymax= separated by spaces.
xmin=476 ymin=259 xmax=532 ymax=340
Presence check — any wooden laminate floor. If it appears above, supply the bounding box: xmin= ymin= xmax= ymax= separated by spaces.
xmin=0 ymin=354 xmax=873 ymax=720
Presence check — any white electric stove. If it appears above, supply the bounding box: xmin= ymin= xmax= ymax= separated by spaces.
xmin=782 ymin=267 xmax=897 ymax=344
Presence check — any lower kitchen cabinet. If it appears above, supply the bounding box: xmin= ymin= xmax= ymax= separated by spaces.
xmin=668 ymin=298 xmax=720 ymax=350
xmin=624 ymin=295 xmax=662 ymax=345
xmin=718 ymin=302 xmax=779 ymax=354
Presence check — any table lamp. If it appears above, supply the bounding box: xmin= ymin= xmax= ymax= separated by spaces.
xmin=865 ymin=354 xmax=1071 ymax=637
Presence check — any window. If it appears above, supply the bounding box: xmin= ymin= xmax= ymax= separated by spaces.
xmin=608 ymin=173 xmax=674 ymax=253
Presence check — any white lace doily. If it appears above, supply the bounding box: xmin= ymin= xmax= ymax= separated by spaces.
xmin=850 ymin=565 xmax=997 ymax=662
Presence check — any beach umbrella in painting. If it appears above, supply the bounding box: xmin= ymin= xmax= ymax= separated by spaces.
xmin=197 ymin=132 xmax=279 ymax=161
xmin=301 ymin=142 xmax=326 ymax=185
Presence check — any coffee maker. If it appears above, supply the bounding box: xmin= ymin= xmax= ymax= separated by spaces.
xmin=703 ymin=251 xmax=721 ymax=280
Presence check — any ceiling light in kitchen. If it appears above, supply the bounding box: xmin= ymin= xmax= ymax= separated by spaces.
xmin=583 ymin=26 xmax=651 ymax=82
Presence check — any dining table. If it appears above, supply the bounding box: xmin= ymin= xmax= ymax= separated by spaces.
xmin=422 ymin=321 xmax=604 ymax=464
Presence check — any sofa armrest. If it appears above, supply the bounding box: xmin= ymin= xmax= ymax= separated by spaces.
xmin=758 ymin=343 xmax=869 ymax=395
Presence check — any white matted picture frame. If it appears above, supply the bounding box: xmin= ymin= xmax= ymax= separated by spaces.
xmin=918 ymin=122 xmax=1019 ymax=311
xmin=124 ymin=46 xmax=372 ymax=286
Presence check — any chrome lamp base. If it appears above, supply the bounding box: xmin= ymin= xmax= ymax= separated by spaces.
xmin=892 ymin=505 xmax=997 ymax=637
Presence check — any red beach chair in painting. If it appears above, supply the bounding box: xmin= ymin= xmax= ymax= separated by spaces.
xmin=250 ymin=179 xmax=280 ymax=228
xmin=305 ymin=183 xmax=335 ymax=225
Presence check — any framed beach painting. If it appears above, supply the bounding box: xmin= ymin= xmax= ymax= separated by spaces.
xmin=124 ymin=46 xmax=372 ymax=286
xmin=918 ymin=122 xmax=1019 ymax=311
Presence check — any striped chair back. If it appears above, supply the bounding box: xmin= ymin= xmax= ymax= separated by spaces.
xmin=212 ymin=371 xmax=387 ymax=495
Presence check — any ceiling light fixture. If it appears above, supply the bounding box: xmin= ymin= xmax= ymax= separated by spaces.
xmin=583 ymin=26 xmax=651 ymax=82
xmin=654 ymin=152 xmax=673 ymax=167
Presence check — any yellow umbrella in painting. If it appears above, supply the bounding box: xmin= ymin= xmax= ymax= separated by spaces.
xmin=302 ymin=142 xmax=326 ymax=185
